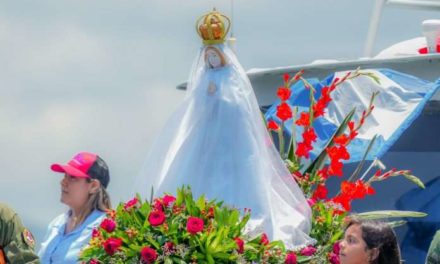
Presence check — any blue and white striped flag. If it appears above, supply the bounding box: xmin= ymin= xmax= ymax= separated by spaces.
xmin=264 ymin=69 xmax=440 ymax=162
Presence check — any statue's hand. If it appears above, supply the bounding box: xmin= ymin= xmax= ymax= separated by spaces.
xmin=208 ymin=82 xmax=217 ymax=95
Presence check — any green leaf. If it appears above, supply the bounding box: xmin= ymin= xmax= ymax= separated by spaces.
xmin=387 ymin=220 xmax=407 ymax=228
xmin=403 ymin=173 xmax=425 ymax=189
xmin=305 ymin=108 xmax=356 ymax=174
xmin=348 ymin=134 xmax=378 ymax=182
xmin=356 ymin=210 xmax=427 ymax=220
xmin=196 ymin=195 xmax=206 ymax=211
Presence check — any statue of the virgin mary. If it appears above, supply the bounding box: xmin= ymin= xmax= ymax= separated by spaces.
xmin=136 ymin=9 xmax=314 ymax=248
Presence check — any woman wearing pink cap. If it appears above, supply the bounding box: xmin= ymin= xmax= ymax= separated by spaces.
xmin=38 ymin=152 xmax=111 ymax=264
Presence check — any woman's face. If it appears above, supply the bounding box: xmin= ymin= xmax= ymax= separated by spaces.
xmin=339 ymin=224 xmax=375 ymax=264
xmin=60 ymin=174 xmax=94 ymax=210
xmin=206 ymin=49 xmax=222 ymax=68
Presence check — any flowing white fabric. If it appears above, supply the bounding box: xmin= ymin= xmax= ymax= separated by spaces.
xmin=135 ymin=44 xmax=313 ymax=248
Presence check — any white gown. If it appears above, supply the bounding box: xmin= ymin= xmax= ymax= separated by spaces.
xmin=135 ymin=44 xmax=314 ymax=248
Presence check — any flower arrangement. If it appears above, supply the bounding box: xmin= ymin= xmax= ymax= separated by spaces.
xmin=266 ymin=70 xmax=426 ymax=263
xmin=80 ymin=187 xmax=305 ymax=264
xmin=81 ymin=69 xmax=426 ymax=264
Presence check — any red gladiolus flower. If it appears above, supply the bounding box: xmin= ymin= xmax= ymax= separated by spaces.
xmin=317 ymin=167 xmax=329 ymax=180
xmin=300 ymin=245 xmax=317 ymax=256
xmin=312 ymin=184 xmax=328 ymax=200
xmin=260 ymin=233 xmax=269 ymax=245
xmin=267 ymin=120 xmax=280 ymax=130
xmin=295 ymin=112 xmax=310 ymax=127
xmin=276 ymin=102 xmax=293 ymax=121
xmin=348 ymin=119 xmax=355 ymax=129
xmin=294 ymin=70 xmax=304 ymax=81
xmin=163 ymin=195 xmax=176 ymax=207
xmin=148 ymin=210 xmax=166 ymax=226
xmin=334 ymin=134 xmax=349 ymax=146
xmin=327 ymin=145 xmax=350 ymax=161
xmin=100 ymin=218 xmax=116 ymax=233
xmin=234 ymin=237 xmax=244 ymax=253
xmin=302 ymin=128 xmax=317 ymax=144
xmin=103 ymin=237 xmax=122 ymax=256
xmin=312 ymin=100 xmax=326 ymax=118
xmin=140 ymin=246 xmax=158 ymax=264
xmin=332 ymin=194 xmax=352 ymax=211
xmin=329 ymin=160 xmax=343 ymax=176
xmin=285 ymin=252 xmax=297 ymax=264
xmin=366 ymin=185 xmax=376 ymax=195
xmin=186 ymin=217 xmax=204 ymax=234
xmin=283 ymin=73 xmax=290 ymax=83
xmin=295 ymin=141 xmax=313 ymax=159
xmin=277 ymin=87 xmax=292 ymax=101
xmin=90 ymin=259 xmax=99 ymax=264
xmin=124 ymin=197 xmax=139 ymax=210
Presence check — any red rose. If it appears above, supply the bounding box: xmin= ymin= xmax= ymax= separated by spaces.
xmin=234 ymin=237 xmax=244 ymax=254
xmin=100 ymin=218 xmax=116 ymax=233
xmin=285 ymin=252 xmax=297 ymax=264
xmin=276 ymin=102 xmax=293 ymax=121
xmin=277 ymin=87 xmax=292 ymax=101
xmin=267 ymin=120 xmax=280 ymax=130
xmin=333 ymin=241 xmax=340 ymax=255
xmin=164 ymin=241 xmax=174 ymax=251
xmin=124 ymin=197 xmax=139 ymax=210
xmin=148 ymin=210 xmax=166 ymax=226
xmin=260 ymin=233 xmax=269 ymax=245
xmin=153 ymin=199 xmax=163 ymax=211
xmin=186 ymin=217 xmax=204 ymax=235
xmin=140 ymin=246 xmax=158 ymax=264
xmin=103 ymin=237 xmax=122 ymax=256
xmin=329 ymin=252 xmax=340 ymax=264
xmin=300 ymin=245 xmax=317 ymax=256
xmin=163 ymin=195 xmax=176 ymax=207
xmin=92 ymin=228 xmax=100 ymax=238
xmin=307 ymin=198 xmax=316 ymax=207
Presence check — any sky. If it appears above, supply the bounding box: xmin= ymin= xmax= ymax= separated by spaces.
xmin=0 ymin=0 xmax=438 ymax=246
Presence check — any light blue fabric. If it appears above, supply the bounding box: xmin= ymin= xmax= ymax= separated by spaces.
xmin=38 ymin=210 xmax=105 ymax=264
xmin=265 ymin=69 xmax=440 ymax=163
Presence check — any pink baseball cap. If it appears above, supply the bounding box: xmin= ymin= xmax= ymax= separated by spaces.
xmin=51 ymin=152 xmax=110 ymax=188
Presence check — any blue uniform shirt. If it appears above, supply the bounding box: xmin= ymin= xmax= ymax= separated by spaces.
xmin=38 ymin=210 xmax=105 ymax=264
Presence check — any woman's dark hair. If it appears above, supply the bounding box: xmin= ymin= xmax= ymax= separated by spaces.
xmin=345 ymin=218 xmax=401 ymax=264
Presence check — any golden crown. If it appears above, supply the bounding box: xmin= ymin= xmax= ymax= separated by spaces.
xmin=196 ymin=8 xmax=231 ymax=45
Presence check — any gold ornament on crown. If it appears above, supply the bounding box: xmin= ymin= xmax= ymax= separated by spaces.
xmin=196 ymin=8 xmax=231 ymax=45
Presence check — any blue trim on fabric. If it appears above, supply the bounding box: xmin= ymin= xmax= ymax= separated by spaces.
xmin=374 ymin=69 xmax=440 ymax=158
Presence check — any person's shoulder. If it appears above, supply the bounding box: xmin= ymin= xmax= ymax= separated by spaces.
xmin=0 ymin=203 xmax=17 ymax=221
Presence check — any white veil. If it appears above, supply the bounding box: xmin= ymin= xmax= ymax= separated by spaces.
xmin=135 ymin=44 xmax=314 ymax=248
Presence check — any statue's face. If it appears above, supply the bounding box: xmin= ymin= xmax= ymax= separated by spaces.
xmin=206 ymin=49 xmax=222 ymax=68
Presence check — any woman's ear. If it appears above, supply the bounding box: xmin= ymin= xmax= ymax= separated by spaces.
xmin=89 ymin=180 xmax=101 ymax=194
xmin=369 ymin=248 xmax=379 ymax=262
